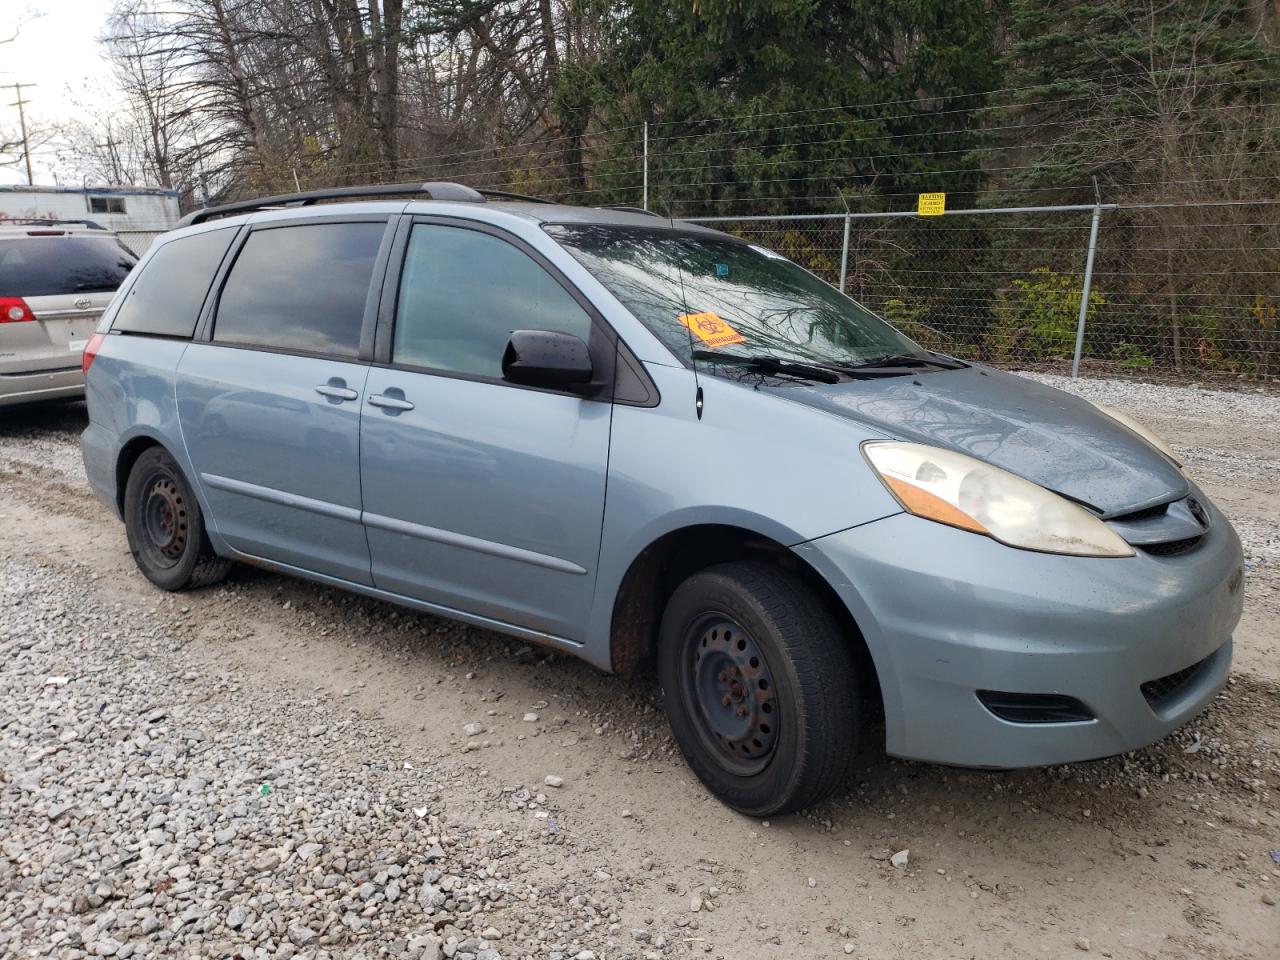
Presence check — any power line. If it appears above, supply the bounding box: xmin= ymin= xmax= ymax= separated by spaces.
xmin=644 ymin=60 xmax=1280 ymax=135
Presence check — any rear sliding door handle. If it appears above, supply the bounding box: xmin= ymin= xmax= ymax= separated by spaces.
xmin=368 ymin=393 xmax=415 ymax=411
xmin=315 ymin=384 xmax=359 ymax=401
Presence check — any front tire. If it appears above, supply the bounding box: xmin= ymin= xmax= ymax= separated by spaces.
xmin=658 ymin=561 xmax=862 ymax=816
xmin=124 ymin=447 xmax=230 ymax=591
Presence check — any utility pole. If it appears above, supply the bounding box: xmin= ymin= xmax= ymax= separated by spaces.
xmin=94 ymin=130 xmax=121 ymax=185
xmin=5 ymin=82 xmax=37 ymax=185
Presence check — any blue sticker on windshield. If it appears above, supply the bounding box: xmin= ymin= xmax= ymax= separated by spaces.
xmin=715 ymin=263 xmax=730 ymax=277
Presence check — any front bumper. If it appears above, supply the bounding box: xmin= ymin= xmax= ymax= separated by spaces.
xmin=795 ymin=496 xmax=1244 ymax=768
xmin=0 ymin=366 xmax=84 ymax=407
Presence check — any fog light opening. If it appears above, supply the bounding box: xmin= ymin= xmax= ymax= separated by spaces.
xmin=977 ymin=690 xmax=1094 ymax=724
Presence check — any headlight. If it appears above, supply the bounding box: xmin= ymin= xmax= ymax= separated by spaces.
xmin=1089 ymin=402 xmax=1184 ymax=471
xmin=862 ymin=441 xmax=1134 ymax=558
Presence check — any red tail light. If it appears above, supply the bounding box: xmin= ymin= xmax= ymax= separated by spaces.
xmin=0 ymin=296 xmax=37 ymax=323
xmin=82 ymin=333 xmax=106 ymax=374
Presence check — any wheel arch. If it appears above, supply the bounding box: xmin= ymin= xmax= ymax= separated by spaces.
xmin=114 ymin=433 xmax=167 ymax=515
xmin=607 ymin=523 xmax=882 ymax=719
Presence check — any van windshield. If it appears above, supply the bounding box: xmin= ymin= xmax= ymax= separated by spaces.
xmin=543 ymin=223 xmax=928 ymax=368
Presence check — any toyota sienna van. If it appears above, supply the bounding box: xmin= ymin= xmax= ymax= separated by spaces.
xmin=1 ymin=219 xmax=136 ymax=406
xmin=80 ymin=182 xmax=1244 ymax=815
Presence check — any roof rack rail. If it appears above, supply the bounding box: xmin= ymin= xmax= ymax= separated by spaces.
xmin=475 ymin=188 xmax=554 ymax=204
xmin=2 ymin=217 xmax=107 ymax=230
xmin=178 ymin=181 xmax=483 ymax=226
xmin=178 ymin=181 xmax=554 ymax=227
xmin=600 ymin=205 xmax=662 ymax=217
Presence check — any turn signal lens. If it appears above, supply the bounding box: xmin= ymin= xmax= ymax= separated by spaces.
xmin=882 ymin=476 xmax=988 ymax=534
xmin=863 ymin=441 xmax=1134 ymax=558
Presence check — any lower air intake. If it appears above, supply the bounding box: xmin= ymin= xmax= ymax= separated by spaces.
xmin=1141 ymin=536 xmax=1203 ymax=557
xmin=976 ymin=691 xmax=1094 ymax=724
xmin=1141 ymin=653 xmax=1213 ymax=709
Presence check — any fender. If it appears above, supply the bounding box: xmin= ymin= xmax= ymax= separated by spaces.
xmin=583 ymin=363 xmax=904 ymax=669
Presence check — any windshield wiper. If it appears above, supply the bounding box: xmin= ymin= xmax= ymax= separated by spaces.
xmin=691 ymin=350 xmax=841 ymax=384
xmin=840 ymin=352 xmax=966 ymax=371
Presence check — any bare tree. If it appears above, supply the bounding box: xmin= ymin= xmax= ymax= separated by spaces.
xmin=75 ymin=0 xmax=605 ymax=201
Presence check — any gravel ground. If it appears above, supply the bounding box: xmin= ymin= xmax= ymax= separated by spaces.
xmin=1 ymin=556 xmax=610 ymax=960
xmin=1 ymin=380 xmax=1278 ymax=960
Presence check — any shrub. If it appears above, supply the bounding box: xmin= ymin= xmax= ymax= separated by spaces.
xmin=984 ymin=267 xmax=1103 ymax=364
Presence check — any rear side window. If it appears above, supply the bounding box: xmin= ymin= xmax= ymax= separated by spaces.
xmin=112 ymin=228 xmax=236 ymax=338
xmin=0 ymin=236 xmax=137 ymax=296
xmin=214 ymin=222 xmax=384 ymax=359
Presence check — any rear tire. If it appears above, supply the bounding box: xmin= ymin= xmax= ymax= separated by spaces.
xmin=124 ymin=447 xmax=230 ymax=591
xmin=658 ymin=560 xmax=862 ymax=816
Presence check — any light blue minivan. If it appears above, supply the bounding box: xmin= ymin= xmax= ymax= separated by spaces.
xmin=81 ymin=183 xmax=1244 ymax=815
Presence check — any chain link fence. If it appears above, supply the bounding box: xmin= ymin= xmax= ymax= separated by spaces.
xmin=685 ymin=199 xmax=1280 ymax=382
xmin=101 ymin=194 xmax=1280 ymax=383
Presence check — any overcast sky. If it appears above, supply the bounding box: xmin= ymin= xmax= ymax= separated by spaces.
xmin=1 ymin=0 xmax=119 ymax=185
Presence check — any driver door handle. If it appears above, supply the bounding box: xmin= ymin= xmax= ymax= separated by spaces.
xmin=368 ymin=393 xmax=415 ymax=411
xmin=315 ymin=384 xmax=359 ymax=401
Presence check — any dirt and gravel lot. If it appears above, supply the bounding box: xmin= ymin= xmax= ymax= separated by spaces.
xmin=1 ymin=374 xmax=1277 ymax=960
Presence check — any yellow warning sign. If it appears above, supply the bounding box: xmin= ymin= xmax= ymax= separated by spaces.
xmin=917 ymin=192 xmax=946 ymax=217
xmin=678 ymin=311 xmax=747 ymax=349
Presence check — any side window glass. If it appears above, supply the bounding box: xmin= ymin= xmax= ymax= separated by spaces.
xmin=112 ymin=228 xmax=233 ymax=338
xmin=214 ymin=222 xmax=384 ymax=358
xmin=393 ymin=224 xmax=593 ymax=378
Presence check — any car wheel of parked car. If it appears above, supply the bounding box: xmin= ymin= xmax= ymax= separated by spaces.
xmin=124 ymin=447 xmax=230 ymax=591
xmin=658 ymin=560 xmax=861 ymax=816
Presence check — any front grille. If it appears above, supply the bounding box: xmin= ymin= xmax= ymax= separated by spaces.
xmin=1109 ymin=495 xmax=1209 ymax=558
xmin=1141 ymin=536 xmax=1203 ymax=557
xmin=1140 ymin=653 xmax=1214 ymax=708
xmin=1114 ymin=502 xmax=1170 ymax=523
xmin=977 ymin=691 xmax=1094 ymax=724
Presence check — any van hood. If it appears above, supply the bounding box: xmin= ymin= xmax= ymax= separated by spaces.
xmin=781 ymin=365 xmax=1188 ymax=516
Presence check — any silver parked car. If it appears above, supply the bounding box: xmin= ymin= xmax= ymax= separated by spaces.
xmin=0 ymin=219 xmax=138 ymax=406
xmin=80 ymin=183 xmax=1244 ymax=815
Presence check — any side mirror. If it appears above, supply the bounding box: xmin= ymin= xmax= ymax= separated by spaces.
xmin=501 ymin=329 xmax=594 ymax=391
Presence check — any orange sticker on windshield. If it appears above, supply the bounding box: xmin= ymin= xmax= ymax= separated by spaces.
xmin=678 ymin=311 xmax=746 ymax=349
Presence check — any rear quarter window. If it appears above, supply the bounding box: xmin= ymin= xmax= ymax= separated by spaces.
xmin=0 ymin=236 xmax=137 ymax=296
xmin=112 ymin=228 xmax=238 ymax=339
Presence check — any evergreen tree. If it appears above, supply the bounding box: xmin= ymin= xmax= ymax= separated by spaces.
xmin=584 ymin=0 xmax=1002 ymax=214
xmin=998 ymin=0 xmax=1280 ymax=199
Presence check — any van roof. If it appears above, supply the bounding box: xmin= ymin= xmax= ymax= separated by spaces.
xmin=177 ymin=181 xmax=717 ymax=232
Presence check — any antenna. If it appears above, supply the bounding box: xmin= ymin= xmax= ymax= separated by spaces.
xmin=661 ymin=199 xmax=704 ymax=420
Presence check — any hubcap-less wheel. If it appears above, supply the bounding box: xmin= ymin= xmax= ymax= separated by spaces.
xmin=660 ymin=562 xmax=862 ymax=815
xmin=125 ymin=447 xmax=231 ymax=592
xmin=686 ymin=617 xmax=780 ymax=775
xmin=141 ymin=473 xmax=188 ymax=566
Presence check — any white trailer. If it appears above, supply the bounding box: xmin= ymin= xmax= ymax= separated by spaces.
xmin=0 ymin=184 xmax=181 ymax=255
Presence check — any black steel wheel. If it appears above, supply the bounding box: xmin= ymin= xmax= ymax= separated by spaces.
xmin=124 ymin=446 xmax=230 ymax=591
xmin=139 ymin=472 xmax=190 ymax=567
xmin=658 ymin=560 xmax=863 ymax=816
xmin=683 ymin=617 xmax=780 ymax=775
